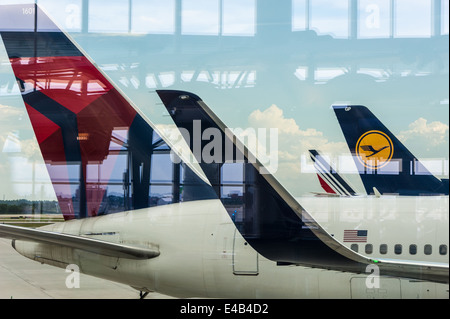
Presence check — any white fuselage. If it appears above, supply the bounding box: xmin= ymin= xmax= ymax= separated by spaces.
xmin=299 ymin=195 xmax=449 ymax=264
xmin=13 ymin=196 xmax=449 ymax=299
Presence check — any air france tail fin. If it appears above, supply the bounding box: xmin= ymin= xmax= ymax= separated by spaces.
xmin=0 ymin=4 xmax=214 ymax=220
xmin=309 ymin=150 xmax=356 ymax=196
xmin=333 ymin=105 xmax=448 ymax=196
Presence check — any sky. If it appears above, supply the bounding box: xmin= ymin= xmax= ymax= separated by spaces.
xmin=0 ymin=0 xmax=448 ymax=200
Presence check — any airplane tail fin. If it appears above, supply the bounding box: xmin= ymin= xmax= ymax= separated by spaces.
xmin=309 ymin=150 xmax=356 ymax=196
xmin=156 ymin=89 xmax=381 ymax=271
xmin=0 ymin=4 xmax=214 ymax=220
xmin=333 ymin=105 xmax=447 ymax=195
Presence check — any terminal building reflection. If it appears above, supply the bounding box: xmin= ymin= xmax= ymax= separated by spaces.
xmin=0 ymin=0 xmax=448 ymax=204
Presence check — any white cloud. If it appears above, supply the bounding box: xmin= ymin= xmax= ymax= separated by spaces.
xmin=248 ymin=104 xmax=344 ymax=152
xmin=0 ymin=103 xmax=23 ymax=117
xmin=398 ymin=118 xmax=449 ymax=148
xmin=246 ymin=104 xmax=352 ymax=194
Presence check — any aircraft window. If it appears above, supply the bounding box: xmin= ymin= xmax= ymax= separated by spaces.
xmin=409 ymin=244 xmax=417 ymax=255
xmin=365 ymin=244 xmax=373 ymax=254
xmin=424 ymin=244 xmax=432 ymax=255
xmin=394 ymin=244 xmax=402 ymax=255
xmin=439 ymin=245 xmax=448 ymax=256
xmin=379 ymin=244 xmax=388 ymax=254
xmin=351 ymin=244 xmax=358 ymax=252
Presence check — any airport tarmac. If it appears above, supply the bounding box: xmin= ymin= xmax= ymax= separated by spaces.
xmin=0 ymin=238 xmax=172 ymax=299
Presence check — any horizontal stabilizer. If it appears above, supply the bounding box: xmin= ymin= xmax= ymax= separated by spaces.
xmin=0 ymin=224 xmax=159 ymax=260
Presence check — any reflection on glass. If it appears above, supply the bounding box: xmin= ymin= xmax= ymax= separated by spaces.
xmin=131 ymin=0 xmax=175 ymax=34
xmin=310 ymin=0 xmax=349 ymax=38
xmin=150 ymin=185 xmax=173 ymax=206
xmin=221 ymin=162 xmax=244 ymax=183
xmin=395 ymin=0 xmax=432 ymax=38
xmin=37 ymin=0 xmax=82 ymax=32
xmin=443 ymin=0 xmax=449 ymax=35
xmin=1 ymin=0 xmax=448 ymax=208
xmin=222 ymin=0 xmax=256 ymax=36
xmin=89 ymin=0 xmax=129 ymax=33
xmin=358 ymin=0 xmax=391 ymax=38
xmin=150 ymin=153 xmax=173 ymax=183
xmin=292 ymin=0 xmax=308 ymax=31
xmin=182 ymin=0 xmax=220 ymax=35
xmin=0 ymin=3 xmax=217 ymax=219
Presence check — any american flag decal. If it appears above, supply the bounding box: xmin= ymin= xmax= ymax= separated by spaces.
xmin=343 ymin=230 xmax=368 ymax=242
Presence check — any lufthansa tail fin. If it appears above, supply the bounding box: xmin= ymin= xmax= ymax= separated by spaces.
xmin=0 ymin=4 xmax=214 ymax=220
xmin=333 ymin=105 xmax=448 ymax=196
xmin=309 ymin=150 xmax=356 ymax=196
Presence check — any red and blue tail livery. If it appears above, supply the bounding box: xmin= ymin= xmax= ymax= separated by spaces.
xmin=0 ymin=4 xmax=214 ymax=220
xmin=309 ymin=149 xmax=356 ymax=196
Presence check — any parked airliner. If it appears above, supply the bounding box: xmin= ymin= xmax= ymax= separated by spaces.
xmin=0 ymin=4 xmax=448 ymax=299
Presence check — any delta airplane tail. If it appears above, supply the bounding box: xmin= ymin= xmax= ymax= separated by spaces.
xmin=333 ymin=105 xmax=449 ymax=196
xmin=0 ymin=4 xmax=215 ymax=221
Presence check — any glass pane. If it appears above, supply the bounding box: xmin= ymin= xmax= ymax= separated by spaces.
xmin=37 ymin=0 xmax=82 ymax=32
xmin=182 ymin=0 xmax=219 ymax=35
xmin=292 ymin=0 xmax=307 ymax=31
xmin=131 ymin=0 xmax=175 ymax=34
xmin=310 ymin=0 xmax=349 ymax=38
xmin=443 ymin=0 xmax=449 ymax=35
xmin=222 ymin=0 xmax=256 ymax=36
xmin=150 ymin=154 xmax=173 ymax=183
xmin=221 ymin=162 xmax=244 ymax=183
xmin=358 ymin=0 xmax=391 ymax=38
xmin=89 ymin=0 xmax=129 ymax=33
xmin=395 ymin=0 xmax=432 ymax=38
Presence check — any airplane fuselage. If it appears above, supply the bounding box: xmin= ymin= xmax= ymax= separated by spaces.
xmin=13 ymin=196 xmax=449 ymax=299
